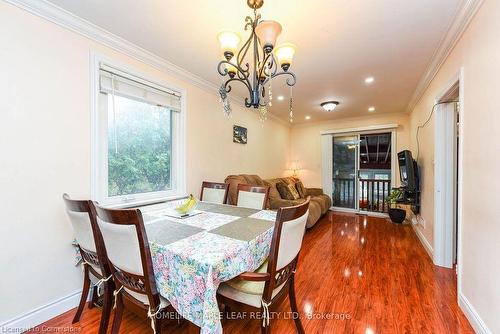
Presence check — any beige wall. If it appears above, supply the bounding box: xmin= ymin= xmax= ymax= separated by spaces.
xmin=409 ymin=0 xmax=499 ymax=332
xmin=0 ymin=2 xmax=289 ymax=323
xmin=290 ymin=113 xmax=410 ymax=187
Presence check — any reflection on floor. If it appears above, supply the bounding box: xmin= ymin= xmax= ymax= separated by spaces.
xmin=27 ymin=211 xmax=473 ymax=333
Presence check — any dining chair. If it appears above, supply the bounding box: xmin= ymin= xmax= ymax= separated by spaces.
xmin=235 ymin=184 xmax=270 ymax=210
xmin=62 ymin=194 xmax=113 ymax=334
xmin=217 ymin=198 xmax=310 ymax=334
xmin=92 ymin=203 xmax=171 ymax=334
xmin=200 ymin=181 xmax=229 ymax=204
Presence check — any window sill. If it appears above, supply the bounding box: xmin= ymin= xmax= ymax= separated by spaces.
xmin=103 ymin=194 xmax=189 ymax=209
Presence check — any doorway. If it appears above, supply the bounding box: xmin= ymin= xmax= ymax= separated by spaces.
xmin=322 ymin=127 xmax=396 ymax=215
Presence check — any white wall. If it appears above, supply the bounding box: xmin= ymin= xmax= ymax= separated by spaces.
xmin=0 ymin=2 xmax=290 ymax=324
xmin=409 ymin=0 xmax=499 ymax=332
xmin=290 ymin=113 xmax=410 ymax=187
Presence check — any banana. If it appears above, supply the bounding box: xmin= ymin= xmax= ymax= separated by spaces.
xmin=175 ymin=194 xmax=197 ymax=215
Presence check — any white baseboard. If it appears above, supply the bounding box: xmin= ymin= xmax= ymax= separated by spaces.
xmin=458 ymin=293 xmax=492 ymax=334
xmin=0 ymin=289 xmax=82 ymax=331
xmin=412 ymin=224 xmax=434 ymax=260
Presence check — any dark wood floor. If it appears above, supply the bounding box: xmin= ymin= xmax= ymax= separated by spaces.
xmin=28 ymin=212 xmax=473 ymax=333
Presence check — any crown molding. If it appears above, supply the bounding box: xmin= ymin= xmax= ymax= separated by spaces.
xmin=406 ymin=0 xmax=484 ymax=112
xmin=5 ymin=0 xmax=290 ymax=127
xmin=5 ymin=0 xmax=220 ymax=93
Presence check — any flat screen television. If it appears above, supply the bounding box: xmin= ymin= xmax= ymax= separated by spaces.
xmin=398 ymin=150 xmax=419 ymax=192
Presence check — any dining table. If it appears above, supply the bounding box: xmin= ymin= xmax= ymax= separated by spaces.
xmin=139 ymin=199 xmax=277 ymax=334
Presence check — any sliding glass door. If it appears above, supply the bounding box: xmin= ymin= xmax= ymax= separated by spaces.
xmin=332 ymin=135 xmax=358 ymax=210
xmin=323 ymin=131 xmax=394 ymax=214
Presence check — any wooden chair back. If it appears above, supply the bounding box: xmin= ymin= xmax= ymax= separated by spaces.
xmin=92 ymin=203 xmax=161 ymax=308
xmin=235 ymin=184 xmax=270 ymax=210
xmin=263 ymin=198 xmax=310 ymax=302
xmin=62 ymin=194 xmax=110 ymax=278
xmin=200 ymin=181 xmax=229 ymax=204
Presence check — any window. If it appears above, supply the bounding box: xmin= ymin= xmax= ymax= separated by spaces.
xmin=93 ymin=61 xmax=185 ymax=206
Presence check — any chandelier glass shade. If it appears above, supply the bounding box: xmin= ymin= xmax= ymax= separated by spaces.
xmin=217 ymin=0 xmax=297 ymax=122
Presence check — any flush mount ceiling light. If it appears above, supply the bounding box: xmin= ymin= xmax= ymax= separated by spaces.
xmin=321 ymin=101 xmax=339 ymax=112
xmin=277 ymin=95 xmax=284 ymax=101
xmin=217 ymin=0 xmax=297 ymax=122
xmin=305 ymin=115 xmax=311 ymax=120
xmin=365 ymin=77 xmax=375 ymax=84
xmin=368 ymin=106 xmax=376 ymax=112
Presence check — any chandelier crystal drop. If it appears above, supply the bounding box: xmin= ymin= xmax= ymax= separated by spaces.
xmin=217 ymin=0 xmax=297 ymax=122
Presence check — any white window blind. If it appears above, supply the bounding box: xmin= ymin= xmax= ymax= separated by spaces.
xmin=92 ymin=59 xmax=186 ymax=207
xmin=99 ymin=64 xmax=181 ymax=111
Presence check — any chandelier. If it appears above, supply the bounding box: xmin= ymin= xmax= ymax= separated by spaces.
xmin=217 ymin=0 xmax=297 ymax=122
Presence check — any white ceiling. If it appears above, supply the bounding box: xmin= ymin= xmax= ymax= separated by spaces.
xmin=47 ymin=0 xmax=462 ymax=123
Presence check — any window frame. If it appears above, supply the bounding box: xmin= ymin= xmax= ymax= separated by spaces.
xmin=90 ymin=53 xmax=186 ymax=207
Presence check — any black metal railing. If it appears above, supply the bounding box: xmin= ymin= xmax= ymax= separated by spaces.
xmin=332 ymin=178 xmax=391 ymax=213
xmin=332 ymin=178 xmax=356 ymax=209
xmin=359 ymin=179 xmax=391 ymax=213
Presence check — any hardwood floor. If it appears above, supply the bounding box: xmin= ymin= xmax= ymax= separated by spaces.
xmin=27 ymin=212 xmax=473 ymax=333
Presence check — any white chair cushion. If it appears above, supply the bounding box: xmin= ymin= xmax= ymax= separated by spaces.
xmin=237 ymin=191 xmax=266 ymax=210
xmin=66 ymin=210 xmax=96 ymax=253
xmin=124 ymin=288 xmax=170 ymax=308
xmin=202 ymin=187 xmax=226 ymax=204
xmin=218 ymin=261 xmax=286 ymax=308
xmin=276 ymin=209 xmax=309 ymax=270
xmin=97 ymin=218 xmax=144 ymax=275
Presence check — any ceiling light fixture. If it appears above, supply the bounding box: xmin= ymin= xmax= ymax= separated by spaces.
xmin=217 ymin=0 xmax=297 ymax=123
xmin=277 ymin=95 xmax=284 ymax=101
xmin=368 ymin=106 xmax=376 ymax=112
xmin=305 ymin=116 xmax=311 ymax=120
xmin=321 ymin=101 xmax=339 ymax=112
xmin=365 ymin=77 xmax=375 ymax=84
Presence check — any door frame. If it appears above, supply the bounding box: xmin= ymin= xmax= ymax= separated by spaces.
xmin=321 ymin=124 xmax=399 ymax=216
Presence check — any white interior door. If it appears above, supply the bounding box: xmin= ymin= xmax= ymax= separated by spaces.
xmin=434 ymin=102 xmax=458 ymax=268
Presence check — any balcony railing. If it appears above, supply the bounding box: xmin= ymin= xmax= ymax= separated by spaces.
xmin=333 ymin=178 xmax=391 ymax=213
xmin=359 ymin=179 xmax=391 ymax=213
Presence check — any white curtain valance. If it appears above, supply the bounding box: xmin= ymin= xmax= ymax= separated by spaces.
xmin=99 ymin=65 xmax=181 ymax=111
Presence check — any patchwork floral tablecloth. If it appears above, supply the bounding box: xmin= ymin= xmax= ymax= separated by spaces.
xmin=140 ymin=200 xmax=277 ymax=334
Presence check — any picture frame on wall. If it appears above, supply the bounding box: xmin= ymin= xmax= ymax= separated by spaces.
xmin=233 ymin=125 xmax=247 ymax=144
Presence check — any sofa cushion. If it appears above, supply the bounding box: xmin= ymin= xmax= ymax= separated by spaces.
xmin=276 ymin=182 xmax=295 ymax=200
xmin=264 ymin=178 xmax=288 ymax=201
xmin=287 ymin=183 xmax=300 ymax=200
xmin=311 ymin=194 xmax=331 ymax=214
xmin=295 ymin=180 xmax=306 ymax=198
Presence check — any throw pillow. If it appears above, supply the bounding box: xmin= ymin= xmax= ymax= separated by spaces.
xmin=295 ymin=180 xmax=306 ymax=198
xmin=276 ymin=182 xmax=295 ymax=200
xmin=287 ymin=183 xmax=301 ymax=200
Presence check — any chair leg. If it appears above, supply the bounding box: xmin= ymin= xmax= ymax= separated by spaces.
xmin=72 ymin=265 xmax=91 ymax=323
xmin=111 ymin=291 xmax=124 ymax=334
xmin=261 ymin=319 xmax=271 ymax=334
xmin=289 ymin=277 xmax=305 ymax=334
xmin=98 ymin=282 xmax=113 ymax=334
xmin=89 ymin=284 xmax=98 ymax=309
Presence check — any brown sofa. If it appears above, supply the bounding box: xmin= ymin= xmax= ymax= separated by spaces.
xmin=224 ymin=174 xmax=331 ymax=228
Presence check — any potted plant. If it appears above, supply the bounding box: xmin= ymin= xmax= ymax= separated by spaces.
xmin=386 ymin=188 xmax=406 ymax=224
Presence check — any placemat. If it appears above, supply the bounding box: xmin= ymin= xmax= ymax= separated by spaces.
xmin=209 ymin=217 xmax=274 ymax=241
xmin=146 ymin=219 xmax=204 ymax=245
xmin=196 ymin=202 xmax=260 ymax=217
